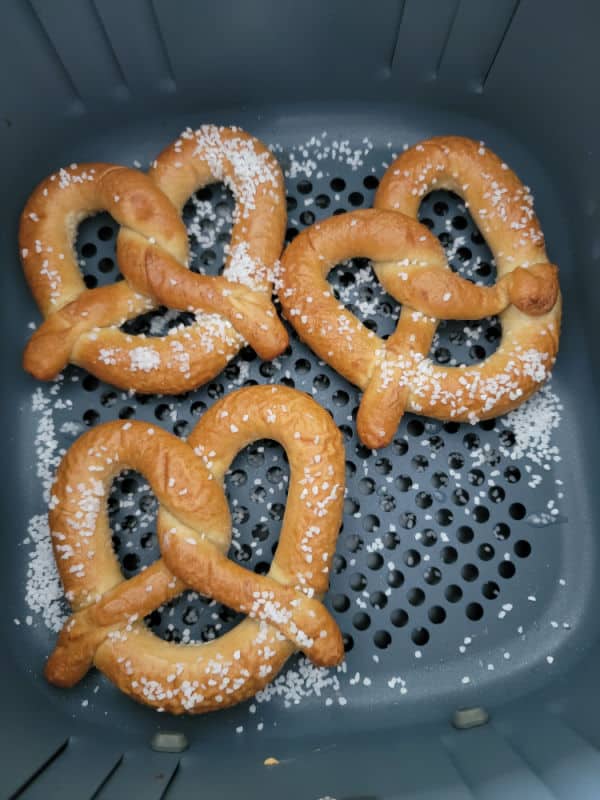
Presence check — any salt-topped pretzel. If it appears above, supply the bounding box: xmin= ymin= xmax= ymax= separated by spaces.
xmin=45 ymin=385 xmax=345 ymax=714
xmin=279 ymin=136 xmax=561 ymax=449
xmin=20 ymin=127 xmax=287 ymax=394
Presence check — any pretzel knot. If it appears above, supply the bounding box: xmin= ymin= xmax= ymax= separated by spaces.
xmin=44 ymin=386 xmax=345 ymax=714
xmin=20 ymin=126 xmax=288 ymax=394
xmin=279 ymin=136 xmax=561 ymax=449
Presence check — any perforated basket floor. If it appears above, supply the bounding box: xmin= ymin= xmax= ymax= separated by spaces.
xmin=5 ymin=113 xmax=593 ymax=796
xmin=70 ymin=185 xmax=558 ymax=673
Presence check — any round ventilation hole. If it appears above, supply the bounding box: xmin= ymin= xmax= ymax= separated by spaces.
xmin=461 ymin=564 xmax=479 ymax=582
xmin=498 ymin=561 xmax=516 ymax=579
xmin=514 ymin=540 xmax=532 ymax=558
xmin=466 ymin=602 xmax=484 ymax=621
xmin=374 ymin=630 xmax=392 ymax=649
xmin=353 ymin=612 xmax=371 ymax=631
xmin=428 ymin=606 xmax=446 ymax=624
xmin=408 ymin=588 xmax=425 ymax=606
xmin=411 ymin=627 xmax=430 ymax=646
xmin=71 ymin=178 xmax=545 ymax=659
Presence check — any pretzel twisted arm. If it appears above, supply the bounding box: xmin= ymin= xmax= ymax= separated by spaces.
xmin=374 ymin=261 xmax=558 ymax=319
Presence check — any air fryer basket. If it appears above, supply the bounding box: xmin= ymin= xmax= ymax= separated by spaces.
xmin=3 ymin=1 xmax=600 ymax=798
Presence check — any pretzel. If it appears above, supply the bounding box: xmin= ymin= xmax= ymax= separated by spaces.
xmin=279 ymin=136 xmax=561 ymax=449
xmin=44 ymin=385 xmax=345 ymax=714
xmin=20 ymin=126 xmax=288 ymax=394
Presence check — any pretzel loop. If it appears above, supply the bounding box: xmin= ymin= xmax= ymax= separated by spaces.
xmin=45 ymin=386 xmax=345 ymax=714
xmin=116 ymin=126 xmax=289 ymax=360
xmin=279 ymin=136 xmax=561 ymax=449
xmin=20 ymin=127 xmax=288 ymax=394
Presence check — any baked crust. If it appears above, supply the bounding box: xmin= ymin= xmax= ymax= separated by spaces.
xmin=21 ymin=126 xmax=288 ymax=393
xmin=279 ymin=136 xmax=561 ymax=448
xmin=45 ymin=385 xmax=345 ymax=714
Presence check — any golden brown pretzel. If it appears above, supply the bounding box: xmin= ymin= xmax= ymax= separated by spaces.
xmin=45 ymin=385 xmax=345 ymax=714
xmin=21 ymin=126 xmax=288 ymax=394
xmin=279 ymin=136 xmax=561 ymax=449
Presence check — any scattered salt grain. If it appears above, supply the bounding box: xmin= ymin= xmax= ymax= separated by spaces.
xmin=501 ymin=383 xmax=562 ymax=468
xmin=129 ymin=347 xmax=161 ymax=372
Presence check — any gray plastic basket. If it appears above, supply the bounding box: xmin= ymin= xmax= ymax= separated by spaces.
xmin=2 ymin=1 xmax=600 ymax=798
